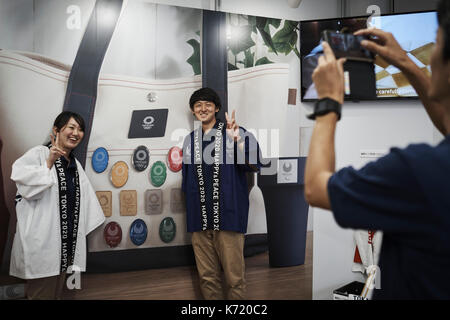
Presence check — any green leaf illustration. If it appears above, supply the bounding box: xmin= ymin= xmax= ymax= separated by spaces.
xmin=226 ymin=16 xmax=300 ymax=70
xmin=228 ymin=24 xmax=256 ymax=55
xmin=228 ymin=63 xmax=239 ymax=71
xmin=271 ymin=20 xmax=299 ymax=55
xmin=186 ymin=38 xmax=201 ymax=75
xmin=255 ymin=57 xmax=274 ymax=66
xmin=247 ymin=15 xmax=257 ymax=34
xmin=243 ymin=49 xmax=255 ymax=68
xmin=264 ymin=18 xmax=281 ymax=34
xmin=256 ymin=16 xmax=278 ymax=55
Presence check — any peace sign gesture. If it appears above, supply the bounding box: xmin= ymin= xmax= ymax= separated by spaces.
xmin=46 ymin=132 xmax=66 ymax=169
xmin=225 ymin=110 xmax=241 ymax=143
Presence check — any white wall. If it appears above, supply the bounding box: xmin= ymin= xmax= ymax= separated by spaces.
xmin=0 ymin=0 xmax=203 ymax=79
xmin=0 ymin=0 xmax=34 ymax=51
xmin=342 ymin=0 xmax=392 ymax=16
xmin=218 ymin=0 xmax=340 ymax=21
xmin=144 ymin=0 xmax=341 ymax=21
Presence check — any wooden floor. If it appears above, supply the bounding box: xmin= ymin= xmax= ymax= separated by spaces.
xmin=0 ymin=232 xmax=312 ymax=300
xmin=62 ymin=232 xmax=312 ymax=300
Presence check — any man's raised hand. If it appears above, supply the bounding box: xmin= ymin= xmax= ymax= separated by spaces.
xmin=225 ymin=110 xmax=241 ymax=143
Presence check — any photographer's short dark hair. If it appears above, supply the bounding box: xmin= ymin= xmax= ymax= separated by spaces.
xmin=53 ymin=111 xmax=85 ymax=132
xmin=189 ymin=87 xmax=221 ymax=111
xmin=438 ymin=0 xmax=450 ymax=61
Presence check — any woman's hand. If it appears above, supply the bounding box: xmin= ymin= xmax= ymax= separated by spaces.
xmin=47 ymin=132 xmax=66 ymax=168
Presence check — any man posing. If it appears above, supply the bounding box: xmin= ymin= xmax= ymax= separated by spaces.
xmin=305 ymin=0 xmax=450 ymax=299
xmin=182 ymin=87 xmax=262 ymax=300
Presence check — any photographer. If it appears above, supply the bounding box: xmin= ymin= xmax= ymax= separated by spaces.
xmin=304 ymin=0 xmax=450 ymax=299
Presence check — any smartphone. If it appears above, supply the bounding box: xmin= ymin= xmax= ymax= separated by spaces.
xmin=322 ymin=30 xmax=374 ymax=62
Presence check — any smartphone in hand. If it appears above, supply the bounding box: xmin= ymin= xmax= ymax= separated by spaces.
xmin=322 ymin=30 xmax=374 ymax=62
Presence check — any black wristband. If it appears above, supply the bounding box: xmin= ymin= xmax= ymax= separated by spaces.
xmin=307 ymin=98 xmax=342 ymax=121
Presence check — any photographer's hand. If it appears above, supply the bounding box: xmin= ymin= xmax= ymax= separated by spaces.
xmin=312 ymin=41 xmax=346 ymax=104
xmin=355 ymin=28 xmax=411 ymax=71
xmin=356 ymin=28 xmax=448 ymax=136
xmin=305 ymin=41 xmax=345 ymax=210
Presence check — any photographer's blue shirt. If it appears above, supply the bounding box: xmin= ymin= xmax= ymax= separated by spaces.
xmin=328 ymin=135 xmax=450 ymax=300
xmin=182 ymin=121 xmax=263 ymax=234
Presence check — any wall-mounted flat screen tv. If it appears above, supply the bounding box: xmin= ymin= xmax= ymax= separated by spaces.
xmin=300 ymin=11 xmax=438 ymax=101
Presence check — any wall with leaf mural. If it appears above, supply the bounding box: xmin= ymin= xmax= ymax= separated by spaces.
xmin=186 ymin=14 xmax=300 ymax=75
